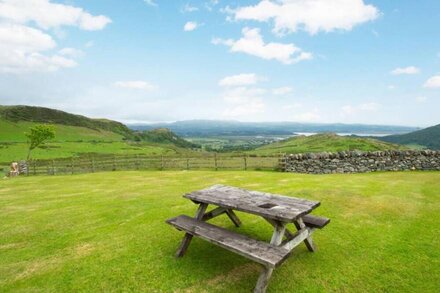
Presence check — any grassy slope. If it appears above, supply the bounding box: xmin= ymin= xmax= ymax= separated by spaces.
xmin=249 ymin=133 xmax=407 ymax=155
xmin=0 ymin=119 xmax=123 ymax=142
xmin=0 ymin=171 xmax=438 ymax=292
xmin=379 ymin=124 xmax=440 ymax=150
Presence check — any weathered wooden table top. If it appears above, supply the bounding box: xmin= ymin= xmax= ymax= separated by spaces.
xmin=184 ymin=184 xmax=320 ymax=222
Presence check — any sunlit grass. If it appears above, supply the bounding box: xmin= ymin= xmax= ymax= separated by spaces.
xmin=0 ymin=171 xmax=439 ymax=292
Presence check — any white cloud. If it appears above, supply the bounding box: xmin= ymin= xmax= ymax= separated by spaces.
xmin=390 ymin=66 xmax=420 ymax=75
xmin=182 ymin=4 xmax=198 ymax=13
xmin=0 ymin=1 xmax=109 ymax=73
xmin=219 ymin=73 xmax=264 ymax=87
xmin=0 ymin=0 xmax=111 ymax=31
xmin=205 ymin=0 xmax=219 ymax=11
xmin=283 ymin=103 xmax=302 ymax=110
xmin=387 ymin=85 xmax=396 ymax=90
xmin=58 ymin=48 xmax=84 ymax=58
xmin=114 ymin=81 xmax=157 ymax=91
xmin=342 ymin=102 xmax=380 ymax=115
xmin=272 ymin=86 xmax=292 ymax=95
xmin=221 ymin=86 xmax=266 ymax=117
xmin=183 ymin=21 xmax=198 ymax=31
xmin=144 ymin=0 xmax=158 ymax=7
xmin=228 ymin=0 xmax=379 ymax=35
xmin=423 ymin=75 xmax=440 ymax=88
xmin=292 ymin=109 xmax=320 ymax=122
xmin=0 ymin=24 xmax=77 ymax=73
xmin=416 ymin=96 xmax=427 ymax=103
xmin=212 ymin=27 xmax=312 ymax=64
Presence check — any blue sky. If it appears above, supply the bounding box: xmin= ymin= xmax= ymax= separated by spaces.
xmin=0 ymin=0 xmax=439 ymax=127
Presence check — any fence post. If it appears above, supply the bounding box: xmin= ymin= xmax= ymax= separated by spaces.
xmin=33 ymin=160 xmax=36 ymax=176
xmin=135 ymin=154 xmax=139 ymax=170
xmin=161 ymin=156 xmax=164 ymax=170
xmin=91 ymin=156 xmax=95 ymax=173
xmin=186 ymin=158 xmax=190 ymax=170
xmin=244 ymin=155 xmax=247 ymax=171
xmin=52 ymin=160 xmax=55 ymax=175
xmin=214 ymin=153 xmax=218 ymax=171
xmin=113 ymin=155 xmax=116 ymax=171
xmin=71 ymin=158 xmax=74 ymax=175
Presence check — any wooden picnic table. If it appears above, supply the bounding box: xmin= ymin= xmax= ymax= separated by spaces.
xmin=166 ymin=184 xmax=330 ymax=293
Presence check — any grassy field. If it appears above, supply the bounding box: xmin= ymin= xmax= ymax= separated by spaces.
xmin=249 ymin=133 xmax=408 ymax=156
xmin=1 ymin=171 xmax=438 ymax=292
xmin=0 ymin=141 xmax=182 ymax=163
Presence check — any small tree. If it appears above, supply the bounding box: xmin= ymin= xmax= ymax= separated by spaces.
xmin=25 ymin=124 xmax=55 ymax=160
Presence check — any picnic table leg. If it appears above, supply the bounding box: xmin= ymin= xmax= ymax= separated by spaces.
xmin=225 ymin=209 xmax=241 ymax=227
xmin=254 ymin=222 xmax=286 ymax=293
xmin=294 ymin=217 xmax=316 ymax=252
xmin=175 ymin=203 xmax=208 ymax=257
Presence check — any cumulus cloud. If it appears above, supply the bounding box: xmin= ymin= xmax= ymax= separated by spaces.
xmin=219 ymin=73 xmax=264 ymax=87
xmin=272 ymin=86 xmax=292 ymax=95
xmin=184 ymin=21 xmax=198 ymax=31
xmin=0 ymin=24 xmax=77 ymax=73
xmin=0 ymin=0 xmax=111 ymax=31
xmin=227 ymin=0 xmax=379 ymax=35
xmin=114 ymin=81 xmax=157 ymax=91
xmin=212 ymin=27 xmax=312 ymax=64
xmin=423 ymin=75 xmax=440 ymax=88
xmin=390 ymin=66 xmax=420 ymax=75
xmin=0 ymin=0 xmax=110 ymax=73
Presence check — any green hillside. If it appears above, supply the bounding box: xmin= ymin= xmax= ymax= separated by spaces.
xmin=0 ymin=119 xmax=123 ymax=142
xmin=135 ymin=128 xmax=199 ymax=149
xmin=0 ymin=105 xmax=133 ymax=138
xmin=248 ymin=133 xmax=407 ymax=155
xmin=0 ymin=106 xmax=199 ymax=163
xmin=378 ymin=124 xmax=440 ymax=150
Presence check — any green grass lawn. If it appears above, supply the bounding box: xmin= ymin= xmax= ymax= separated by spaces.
xmin=1 ymin=171 xmax=439 ymax=292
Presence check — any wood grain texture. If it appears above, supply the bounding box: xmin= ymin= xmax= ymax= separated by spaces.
xmin=175 ymin=203 xmax=208 ymax=257
xmin=167 ymin=215 xmax=291 ymax=268
xmin=184 ymin=185 xmax=320 ymax=222
xmin=302 ymin=214 xmax=330 ymax=229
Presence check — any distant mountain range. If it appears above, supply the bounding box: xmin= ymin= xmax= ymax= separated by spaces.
xmin=129 ymin=120 xmax=419 ymax=137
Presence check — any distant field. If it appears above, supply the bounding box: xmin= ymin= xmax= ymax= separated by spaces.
xmin=249 ymin=133 xmax=408 ymax=155
xmin=186 ymin=135 xmax=289 ymax=151
xmin=0 ymin=171 xmax=438 ymax=292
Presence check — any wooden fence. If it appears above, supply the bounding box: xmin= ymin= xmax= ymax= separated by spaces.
xmin=18 ymin=154 xmax=282 ymax=176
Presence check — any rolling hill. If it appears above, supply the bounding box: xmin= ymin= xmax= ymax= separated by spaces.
xmin=0 ymin=105 xmax=199 ymax=162
xmin=248 ymin=133 xmax=407 ymax=155
xmin=378 ymin=124 xmax=440 ymax=150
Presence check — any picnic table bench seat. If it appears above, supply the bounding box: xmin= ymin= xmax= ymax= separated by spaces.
xmin=167 ymin=215 xmax=291 ymax=268
xmin=302 ymin=214 xmax=330 ymax=229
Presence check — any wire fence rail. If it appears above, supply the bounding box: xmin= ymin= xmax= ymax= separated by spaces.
xmin=15 ymin=153 xmax=283 ymax=176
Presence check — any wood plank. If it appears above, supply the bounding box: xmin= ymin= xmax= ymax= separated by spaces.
xmin=167 ymin=215 xmax=290 ymax=268
xmin=175 ymin=203 xmax=208 ymax=257
xmin=184 ymin=185 xmax=320 ymax=222
xmin=225 ymin=209 xmax=242 ymax=227
xmin=302 ymin=214 xmax=330 ymax=229
xmin=254 ymin=222 xmax=286 ymax=293
xmin=202 ymin=206 xmax=227 ymax=221
xmin=294 ymin=217 xmax=316 ymax=252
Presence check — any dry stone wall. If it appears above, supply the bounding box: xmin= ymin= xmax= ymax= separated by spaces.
xmin=281 ymin=150 xmax=440 ymax=174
